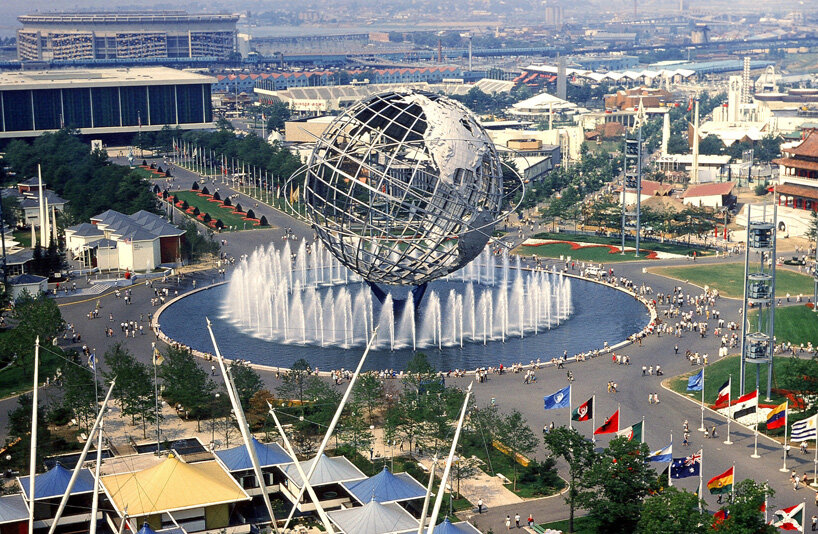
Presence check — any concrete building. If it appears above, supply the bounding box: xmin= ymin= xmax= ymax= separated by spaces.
xmin=17 ymin=11 xmax=239 ymax=62
xmin=8 ymin=273 xmax=48 ymax=300
xmin=0 ymin=67 xmax=215 ymax=139
xmin=65 ymin=209 xmax=185 ymax=272
xmin=656 ymin=154 xmax=732 ymax=182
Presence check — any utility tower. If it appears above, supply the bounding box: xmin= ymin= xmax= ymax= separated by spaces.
xmin=739 ymin=203 xmax=777 ymax=400
xmin=621 ymin=99 xmax=646 ymax=257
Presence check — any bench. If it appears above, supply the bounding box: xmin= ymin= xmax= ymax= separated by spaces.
xmin=497 ymin=473 xmax=511 ymax=484
xmin=530 ymin=525 xmax=547 ymax=534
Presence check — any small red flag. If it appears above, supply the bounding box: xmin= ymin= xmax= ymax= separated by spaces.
xmin=594 ymin=409 xmax=619 ymax=435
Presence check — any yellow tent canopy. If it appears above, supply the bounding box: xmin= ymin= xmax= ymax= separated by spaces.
xmin=100 ymin=455 xmax=250 ymax=517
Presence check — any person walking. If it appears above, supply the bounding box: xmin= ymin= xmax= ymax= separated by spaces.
xmin=505 ymin=516 xmax=511 ymax=531
xmin=810 ymin=514 xmax=816 ymax=532
xmin=477 ymin=498 xmax=483 ymax=514
xmin=528 ymin=514 xmax=534 ymax=527
xmin=515 ymin=513 xmax=520 ymax=528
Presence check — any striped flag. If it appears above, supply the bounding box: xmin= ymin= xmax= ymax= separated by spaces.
xmin=791 ymin=414 xmax=818 ymax=442
xmin=616 ymin=420 xmax=643 ymax=442
xmin=715 ymin=378 xmax=730 ymax=407
xmin=647 ymin=441 xmax=672 ymax=462
xmin=765 ymin=401 xmax=787 ymax=430
xmin=733 ymin=390 xmax=758 ymax=419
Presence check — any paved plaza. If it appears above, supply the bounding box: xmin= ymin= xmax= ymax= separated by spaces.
xmin=3 ymin=158 xmax=817 ymax=533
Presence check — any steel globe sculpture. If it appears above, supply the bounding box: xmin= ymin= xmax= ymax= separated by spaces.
xmin=302 ymin=90 xmax=517 ymax=286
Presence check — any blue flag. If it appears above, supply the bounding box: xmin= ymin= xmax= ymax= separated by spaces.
xmin=88 ymin=353 xmax=96 ymax=371
xmin=544 ymin=385 xmax=571 ymax=410
xmin=647 ymin=441 xmax=672 ymax=463
xmin=686 ymin=369 xmax=703 ymax=391
xmin=670 ymin=452 xmax=701 ymax=479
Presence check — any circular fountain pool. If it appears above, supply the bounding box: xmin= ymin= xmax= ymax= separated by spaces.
xmin=158 ymin=242 xmax=650 ymax=371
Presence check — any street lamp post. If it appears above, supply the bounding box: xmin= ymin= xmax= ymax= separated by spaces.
xmin=211 ymin=393 xmax=220 ymax=448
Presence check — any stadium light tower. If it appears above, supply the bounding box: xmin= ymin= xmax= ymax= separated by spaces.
xmin=622 ymin=98 xmax=646 ymax=257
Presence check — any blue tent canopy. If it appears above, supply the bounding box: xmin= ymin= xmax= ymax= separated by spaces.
xmin=214 ymin=437 xmax=291 ymax=471
xmin=137 ymin=523 xmax=157 ymax=534
xmin=433 ymin=518 xmax=481 ymax=533
xmin=343 ymin=467 xmax=426 ymax=504
xmin=18 ymin=464 xmax=96 ymax=501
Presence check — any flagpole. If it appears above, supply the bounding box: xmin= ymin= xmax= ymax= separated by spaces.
xmin=153 ymin=351 xmax=161 ymax=454
xmin=569 ymin=384 xmax=573 ymax=430
xmin=641 ymin=416 xmax=645 ymax=444
xmin=731 ymin=463 xmax=735 ymax=503
xmin=27 ymin=338 xmax=40 ymax=534
xmin=698 ymin=366 xmax=706 ymax=431
xmin=724 ymin=374 xmax=733 ymax=445
xmin=697 ymin=448 xmax=703 ymax=512
xmin=752 ymin=389 xmax=760 ymax=459
xmin=617 ymin=403 xmax=620 ymax=432
xmin=667 ymin=431 xmax=672 ymax=487
xmin=812 ymin=433 xmax=818 ymax=488
xmin=592 ymin=394 xmax=596 ymax=444
xmin=780 ymin=400 xmax=789 ymax=472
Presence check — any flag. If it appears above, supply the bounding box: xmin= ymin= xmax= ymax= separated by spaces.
xmin=152 ymin=348 xmax=164 ymax=366
xmin=572 ymin=397 xmax=593 ymax=421
xmin=707 ymin=466 xmax=734 ymax=495
xmin=715 ymin=379 xmax=730 ymax=407
xmin=88 ymin=353 xmax=96 ymax=371
xmin=687 ymin=98 xmax=693 ymax=111
xmin=712 ymin=508 xmax=729 ymax=528
xmin=772 ymin=503 xmax=804 ymax=531
xmin=791 ymin=414 xmax=818 ymax=442
xmin=766 ymin=401 xmax=787 ymax=430
xmin=544 ymin=385 xmax=570 ymax=410
xmin=670 ymin=451 xmax=701 ymax=479
xmin=687 ymin=369 xmax=703 ymax=391
xmin=733 ymin=390 xmax=758 ymax=419
xmin=647 ymin=441 xmax=672 ymax=462
xmin=616 ymin=420 xmax=643 ymax=442
xmin=594 ymin=409 xmax=619 ymax=435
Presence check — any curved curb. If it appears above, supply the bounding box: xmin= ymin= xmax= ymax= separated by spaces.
xmin=153 ymin=269 xmax=655 ymax=376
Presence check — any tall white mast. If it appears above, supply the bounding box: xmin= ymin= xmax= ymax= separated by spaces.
xmin=27 ymin=338 xmax=40 ymax=534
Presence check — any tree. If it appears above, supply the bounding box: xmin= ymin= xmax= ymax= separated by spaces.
xmin=0 ymin=291 xmax=64 ymax=376
xmin=179 ymin=219 xmax=219 ymax=261
xmin=1 ymin=195 xmax=18 ymax=227
xmin=576 ymin=436 xmax=655 ymax=533
xmin=5 ymin=393 xmax=52 ymax=472
xmin=157 ymin=346 xmax=214 ymax=431
xmin=498 ymin=410 xmax=538 ymax=491
xmin=230 ymin=360 xmax=264 ymax=410
xmin=262 ymin=100 xmax=291 ymax=131
xmin=60 ymin=359 xmax=100 ymax=430
xmin=102 ymin=344 xmax=158 ymax=438
xmin=353 ymin=373 xmax=384 ymax=424
xmin=698 ymin=135 xmax=726 ymax=156
xmin=542 ymin=426 xmax=596 ymax=533
xmin=276 ymin=358 xmax=312 ymax=409
xmin=339 ymin=404 xmax=374 ymax=460
xmin=216 ymin=116 xmax=234 ymax=131
xmin=807 ymin=210 xmax=818 ymax=245
xmin=715 ymin=479 xmax=776 ymax=533
xmin=638 ymin=488 xmax=706 ymax=534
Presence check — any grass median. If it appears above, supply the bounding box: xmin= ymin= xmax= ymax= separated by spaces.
xmin=172 ymin=191 xmax=256 ymax=231
xmin=749 ymin=305 xmax=818 ymax=346
xmin=649 ymin=263 xmax=814 ymax=298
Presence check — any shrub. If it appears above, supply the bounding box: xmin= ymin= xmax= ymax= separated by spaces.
xmin=215 ymin=219 xmax=225 ymax=229
xmin=192 ymin=207 xmax=200 ymax=216
xmin=162 ymin=190 xmax=169 ymax=199
xmin=223 ymin=197 xmax=232 ymax=207
xmin=754 ymin=182 xmax=769 ymax=196
xmin=142 ymin=159 xmax=148 ymax=166
xmin=182 ymin=200 xmax=189 ymax=210
xmin=259 ymin=215 xmax=269 ymax=226
xmin=203 ymin=213 xmax=212 ymax=223
xmin=153 ymin=184 xmax=160 ymax=193
xmin=157 ymin=166 xmax=163 ymax=173
xmin=201 ymin=186 xmax=210 ymax=195
xmin=149 ymin=163 xmax=156 ymax=169
xmin=165 ymin=169 xmax=172 ymax=177
xmin=234 ymin=202 xmax=243 ymax=213
xmin=212 ymin=191 xmax=221 ymax=201
xmin=246 ymin=209 xmax=256 ymax=219
xmin=192 ymin=182 xmax=200 ymax=191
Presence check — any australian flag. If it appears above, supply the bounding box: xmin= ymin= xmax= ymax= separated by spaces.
xmin=670 ymin=451 xmax=701 ymax=479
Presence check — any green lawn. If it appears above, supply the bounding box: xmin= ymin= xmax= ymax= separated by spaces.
xmin=531 ymin=232 xmax=711 ymax=256
xmin=12 ymin=230 xmax=31 ymax=248
xmin=0 ymin=334 xmax=65 ymax=398
xmin=518 ymin=242 xmax=656 ymax=263
xmin=650 ymin=263 xmax=814 ymax=299
xmin=749 ymin=305 xmax=818 ymax=346
xmin=538 ymin=515 xmax=596 ymax=534
xmin=130 ymin=166 xmax=166 ymax=180
xmin=172 ymin=191 xmax=263 ymax=232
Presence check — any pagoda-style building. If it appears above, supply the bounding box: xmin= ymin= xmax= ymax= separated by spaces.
xmin=772 ymin=129 xmax=818 ymax=236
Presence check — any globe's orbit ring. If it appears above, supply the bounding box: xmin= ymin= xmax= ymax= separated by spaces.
xmin=284 ymin=89 xmax=525 ymax=286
